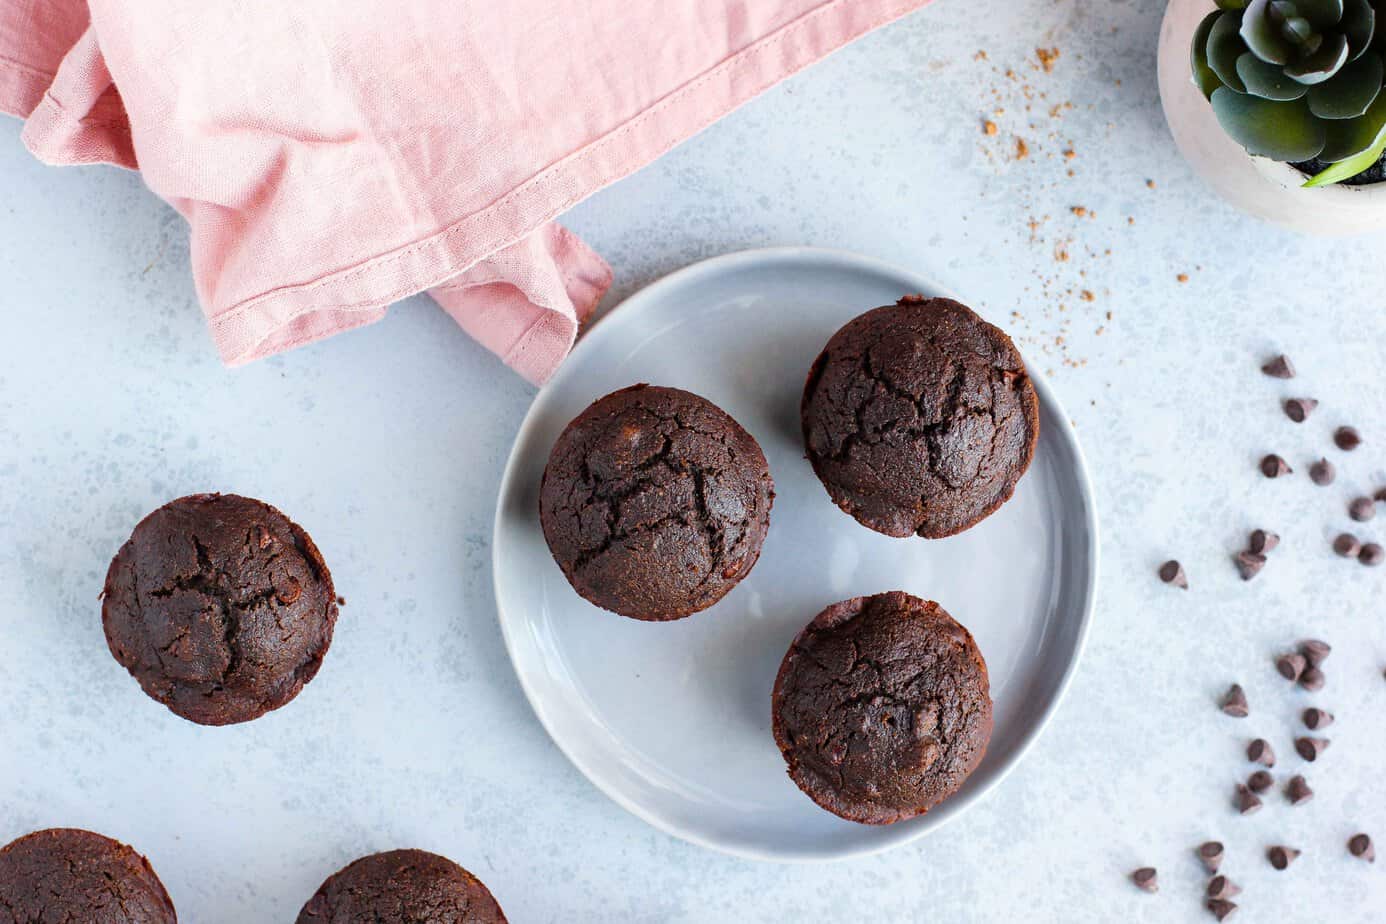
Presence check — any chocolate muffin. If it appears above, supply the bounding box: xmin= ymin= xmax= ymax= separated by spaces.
xmin=0 ymin=828 xmax=177 ymax=923
xmin=296 ymin=849 xmax=507 ymax=923
xmin=539 ymin=384 xmax=774 ymax=621
xmin=801 ymin=296 xmax=1039 ymax=538
xmin=771 ymin=591 xmax=993 ymax=824
xmin=102 ymin=493 xmax=338 ymax=726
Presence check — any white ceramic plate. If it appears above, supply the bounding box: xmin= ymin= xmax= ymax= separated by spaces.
xmin=493 ymin=247 xmax=1098 ymax=862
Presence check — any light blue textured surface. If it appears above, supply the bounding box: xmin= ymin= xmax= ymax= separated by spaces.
xmin=2 ymin=2 xmax=1385 ymax=920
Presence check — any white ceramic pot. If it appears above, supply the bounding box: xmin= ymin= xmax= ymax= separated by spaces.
xmin=1158 ymin=0 xmax=1386 ymax=235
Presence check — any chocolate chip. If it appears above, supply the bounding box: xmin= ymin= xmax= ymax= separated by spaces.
xmin=1159 ymin=560 xmax=1188 ymax=589
xmin=1334 ymin=533 xmax=1362 ymax=557
xmin=1350 ymin=497 xmax=1377 ymax=522
xmin=1286 ymin=774 xmax=1313 ymax=805
xmin=1235 ymin=551 xmax=1266 ymax=580
xmin=1284 ymin=398 xmax=1318 ymax=422
xmin=1247 ymin=738 xmax=1275 ymax=767
xmin=1249 ymin=529 xmax=1280 ymax=554
xmin=1310 ymin=457 xmax=1336 ymax=485
xmin=1299 ymin=666 xmax=1326 ymax=691
xmin=1302 ymin=707 xmax=1334 ymax=730
xmin=1221 ymin=684 xmax=1249 ymax=718
xmin=1377 ymin=487 xmax=1386 ymax=503
xmin=1207 ymin=898 xmax=1239 ymax=921
xmin=1247 ymin=769 xmax=1274 ymax=793
xmin=1268 ymin=845 xmax=1300 ymax=870
xmin=1206 ymin=875 xmax=1241 ymax=901
xmin=1198 ymin=841 xmax=1225 ymax=873
xmin=1299 ymin=639 xmax=1331 ymax=667
xmin=1236 ymin=784 xmax=1263 ymax=814
xmin=1261 ymin=354 xmax=1295 ymax=379
xmin=1260 ymin=454 xmax=1292 ymax=478
xmin=1295 ymin=736 xmax=1330 ymax=761
xmin=1361 ymin=543 xmax=1385 ymax=567
xmin=1349 ymin=833 xmax=1375 ymax=862
xmin=1276 ymin=652 xmax=1307 ymax=682
xmin=1335 ymin=426 xmax=1362 ymax=451
xmin=1131 ymin=867 xmax=1158 ymax=893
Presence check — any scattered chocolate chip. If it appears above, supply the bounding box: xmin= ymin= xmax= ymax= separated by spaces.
xmin=1159 ymin=560 xmax=1188 ymax=589
xmin=1284 ymin=398 xmax=1318 ymax=423
xmin=1198 ymin=841 xmax=1225 ymax=873
xmin=1349 ymin=833 xmax=1375 ymax=862
xmin=1260 ymin=454 xmax=1292 ymax=478
xmin=1249 ymin=529 xmax=1280 ymax=553
xmin=1236 ymin=784 xmax=1263 ymax=815
xmin=1295 ymin=737 xmax=1330 ymax=761
xmin=1350 ymin=497 xmax=1377 ymax=522
xmin=1377 ymin=487 xmax=1386 ymax=503
xmin=1206 ymin=875 xmax=1241 ymax=900
xmin=1247 ymin=738 xmax=1276 ymax=767
xmin=1286 ymin=774 xmax=1313 ymax=805
xmin=1335 ymin=426 xmax=1362 ymax=451
xmin=1221 ymin=684 xmax=1249 ymax=718
xmin=1236 ymin=551 xmax=1266 ymax=580
xmin=1207 ymin=898 xmax=1239 ymax=921
xmin=1276 ymin=652 xmax=1307 ymax=682
xmin=1302 ymin=707 xmax=1334 ymax=730
xmin=1334 ymin=533 xmax=1362 ymax=557
xmin=1131 ymin=867 xmax=1158 ymax=893
xmin=1299 ymin=639 xmax=1331 ymax=667
xmin=1261 ymin=354 xmax=1295 ymax=379
xmin=1310 ymin=458 xmax=1336 ymax=485
xmin=1299 ymin=666 xmax=1326 ymax=691
xmin=1361 ymin=543 xmax=1385 ymax=567
xmin=1247 ymin=770 xmax=1274 ymax=793
xmin=1268 ymin=845 xmax=1300 ymax=870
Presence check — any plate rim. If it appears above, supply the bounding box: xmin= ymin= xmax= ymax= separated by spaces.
xmin=492 ymin=245 xmax=1101 ymax=863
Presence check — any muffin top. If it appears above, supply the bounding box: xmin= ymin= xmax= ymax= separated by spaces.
xmin=801 ymin=296 xmax=1039 ymax=538
xmin=0 ymin=828 xmax=177 ymax=924
xmin=772 ymin=591 xmax=993 ymax=825
xmin=539 ymin=385 xmax=774 ymax=621
xmin=296 ymin=849 xmax=507 ymax=924
xmin=102 ymin=493 xmax=338 ymax=725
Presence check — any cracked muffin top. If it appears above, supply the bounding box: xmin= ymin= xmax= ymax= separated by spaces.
xmin=771 ymin=591 xmax=993 ymax=825
xmin=101 ymin=493 xmax=338 ymax=726
xmin=0 ymin=828 xmax=177 ymax=924
xmin=801 ymin=296 xmax=1039 ymax=539
xmin=539 ymin=384 xmax=774 ymax=621
xmin=296 ymin=849 xmax=507 ymax=924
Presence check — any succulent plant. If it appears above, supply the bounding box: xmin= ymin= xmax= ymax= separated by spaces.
xmin=1192 ymin=0 xmax=1386 ymax=186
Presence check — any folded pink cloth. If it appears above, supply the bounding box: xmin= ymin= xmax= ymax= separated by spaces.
xmin=1 ymin=0 xmax=926 ymax=383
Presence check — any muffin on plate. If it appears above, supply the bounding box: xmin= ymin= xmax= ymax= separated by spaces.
xmin=296 ymin=849 xmax=507 ymax=923
xmin=771 ymin=591 xmax=993 ymax=824
xmin=102 ymin=493 xmax=338 ymax=725
xmin=539 ymin=384 xmax=774 ymax=621
xmin=801 ymin=296 xmax=1039 ymax=538
xmin=0 ymin=828 xmax=177 ymax=923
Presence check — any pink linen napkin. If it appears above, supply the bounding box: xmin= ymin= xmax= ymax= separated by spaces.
xmin=1 ymin=0 xmax=927 ymax=384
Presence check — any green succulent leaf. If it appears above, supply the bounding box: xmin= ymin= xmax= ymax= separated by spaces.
xmin=1216 ymin=0 xmax=1249 ymax=8
xmin=1293 ymin=0 xmax=1346 ymax=30
xmin=1212 ymin=86 xmax=1328 ymax=159
xmin=1211 ymin=13 xmax=1252 ymax=91
xmin=1342 ymin=0 xmax=1377 ymax=57
xmin=1244 ymin=0 xmax=1295 ymax=62
xmin=1286 ymin=32 xmax=1351 ymax=82
xmin=1193 ymin=12 xmax=1228 ymax=99
xmin=1307 ymin=50 xmax=1384 ymax=115
xmin=1238 ymin=51 xmax=1313 ymax=96
xmin=1319 ymin=84 xmax=1386 ymax=157
xmin=1305 ymin=132 xmax=1386 ymax=184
